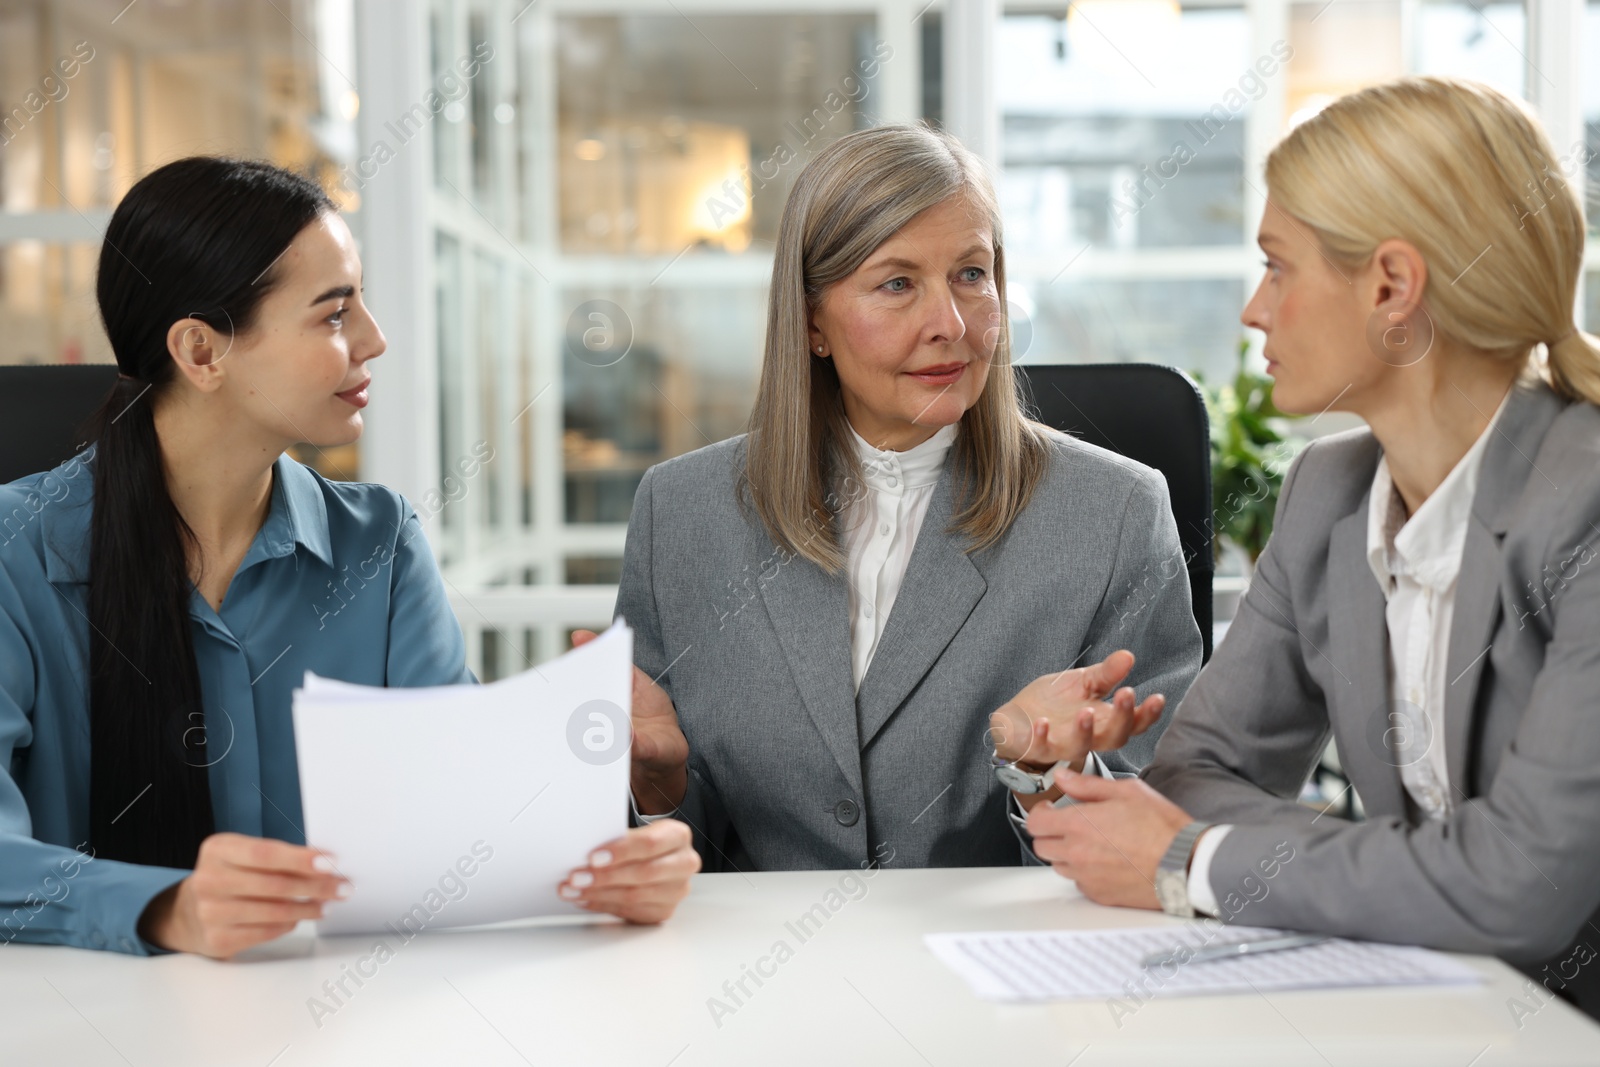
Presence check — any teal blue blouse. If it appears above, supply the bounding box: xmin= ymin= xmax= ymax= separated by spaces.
xmin=0 ymin=449 xmax=474 ymax=955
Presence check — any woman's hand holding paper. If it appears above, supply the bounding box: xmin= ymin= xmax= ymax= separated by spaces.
xmin=558 ymin=820 xmax=701 ymax=924
xmin=138 ymin=833 xmax=351 ymax=958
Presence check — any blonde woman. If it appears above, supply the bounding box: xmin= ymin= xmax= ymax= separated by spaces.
xmin=1025 ymin=77 xmax=1600 ymax=1017
xmin=575 ymin=124 xmax=1204 ymax=873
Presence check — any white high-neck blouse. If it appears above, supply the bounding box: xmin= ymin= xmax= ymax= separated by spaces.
xmin=840 ymin=420 xmax=959 ymax=690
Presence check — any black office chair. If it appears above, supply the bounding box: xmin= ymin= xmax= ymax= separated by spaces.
xmin=0 ymin=364 xmax=120 ymax=485
xmin=1015 ymin=363 xmax=1214 ymax=663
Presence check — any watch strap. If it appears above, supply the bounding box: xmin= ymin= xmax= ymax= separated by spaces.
xmin=1155 ymin=820 xmax=1212 ymax=918
xmin=1160 ymin=820 xmax=1212 ymax=874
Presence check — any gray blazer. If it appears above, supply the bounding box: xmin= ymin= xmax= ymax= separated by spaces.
xmin=1146 ymin=380 xmax=1600 ymax=985
xmin=615 ymin=428 xmax=1204 ymax=873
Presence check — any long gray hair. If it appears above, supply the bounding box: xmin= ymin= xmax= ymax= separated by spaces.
xmin=740 ymin=122 xmax=1050 ymax=574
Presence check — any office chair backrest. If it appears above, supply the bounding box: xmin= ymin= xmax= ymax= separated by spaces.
xmin=1015 ymin=363 xmax=1214 ymax=662
xmin=0 ymin=365 xmax=120 ymax=486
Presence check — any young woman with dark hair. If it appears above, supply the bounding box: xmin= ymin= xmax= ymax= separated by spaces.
xmin=0 ymin=157 xmax=697 ymax=959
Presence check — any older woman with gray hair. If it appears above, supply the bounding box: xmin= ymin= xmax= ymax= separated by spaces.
xmin=574 ymin=123 xmax=1202 ymax=874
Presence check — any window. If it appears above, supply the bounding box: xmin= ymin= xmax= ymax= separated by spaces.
xmin=552 ymin=10 xmax=879 ymax=534
xmin=997 ymin=5 xmax=1254 ymax=382
xmin=0 ymin=0 xmax=358 ymax=476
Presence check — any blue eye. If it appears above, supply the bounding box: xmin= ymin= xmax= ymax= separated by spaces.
xmin=959 ymin=267 xmax=986 ymax=282
xmin=883 ymin=277 xmax=909 ymax=293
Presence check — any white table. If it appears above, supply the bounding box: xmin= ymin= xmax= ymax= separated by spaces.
xmin=6 ymin=867 xmax=1597 ymax=1066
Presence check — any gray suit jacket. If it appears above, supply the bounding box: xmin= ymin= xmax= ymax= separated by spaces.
xmin=615 ymin=427 xmax=1204 ymax=873
xmin=1146 ymin=379 xmax=1600 ymax=978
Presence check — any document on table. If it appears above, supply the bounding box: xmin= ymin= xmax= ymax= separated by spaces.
xmin=926 ymin=926 xmax=1483 ymax=1002
xmin=292 ymin=618 xmax=633 ymax=935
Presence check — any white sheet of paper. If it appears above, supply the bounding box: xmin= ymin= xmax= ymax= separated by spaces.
xmin=292 ymin=618 xmax=633 ymax=935
xmin=925 ymin=926 xmax=1483 ymax=1002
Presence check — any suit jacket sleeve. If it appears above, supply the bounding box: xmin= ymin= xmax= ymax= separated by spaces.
xmin=614 ymin=465 xmax=734 ymax=865
xmin=1141 ymin=440 xmax=1331 ymax=822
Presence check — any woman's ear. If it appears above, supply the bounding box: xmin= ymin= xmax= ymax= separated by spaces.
xmin=807 ymin=317 xmax=828 ymax=359
xmin=165 ymin=317 xmax=229 ymax=392
xmin=1365 ymin=238 xmax=1435 ymax=368
xmin=1369 ymin=238 xmax=1429 ymax=319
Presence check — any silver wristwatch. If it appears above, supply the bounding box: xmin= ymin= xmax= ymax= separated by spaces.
xmin=1154 ymin=820 xmax=1213 ymax=918
xmin=991 ymin=755 xmax=1072 ymax=795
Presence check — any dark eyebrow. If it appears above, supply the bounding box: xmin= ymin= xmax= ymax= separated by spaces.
xmin=309 ymin=284 xmax=355 ymax=306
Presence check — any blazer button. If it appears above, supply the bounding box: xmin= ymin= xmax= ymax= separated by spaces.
xmin=834 ymin=799 xmax=860 ymax=826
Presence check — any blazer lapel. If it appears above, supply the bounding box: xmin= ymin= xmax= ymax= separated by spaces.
xmin=1326 ymin=500 xmax=1409 ymax=818
xmin=856 ymin=460 xmax=987 ymax=747
xmin=756 ymin=523 xmax=864 ymax=794
xmin=1443 ymin=520 xmax=1502 ymax=794
xmin=1442 ymin=382 xmax=1563 ymax=793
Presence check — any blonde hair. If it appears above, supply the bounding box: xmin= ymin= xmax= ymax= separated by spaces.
xmin=741 ymin=123 xmax=1050 ymax=574
xmin=1264 ymin=75 xmax=1600 ymax=402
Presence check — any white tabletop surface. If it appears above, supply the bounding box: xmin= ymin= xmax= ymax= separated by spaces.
xmin=5 ymin=866 xmax=1597 ymax=1066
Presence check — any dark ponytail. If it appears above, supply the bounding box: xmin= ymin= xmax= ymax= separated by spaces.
xmin=88 ymin=158 xmax=333 ymax=869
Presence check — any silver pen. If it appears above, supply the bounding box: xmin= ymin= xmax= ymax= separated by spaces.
xmin=1140 ymin=932 xmax=1331 ymax=969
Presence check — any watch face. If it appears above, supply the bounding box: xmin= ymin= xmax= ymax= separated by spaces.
xmin=995 ymin=765 xmax=1040 ymax=793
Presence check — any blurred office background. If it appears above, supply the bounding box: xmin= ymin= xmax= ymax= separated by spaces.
xmin=1 ymin=0 xmax=1595 ymax=680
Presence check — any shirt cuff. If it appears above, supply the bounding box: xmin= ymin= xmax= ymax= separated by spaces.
xmin=629 ymin=790 xmax=678 ymax=825
xmin=1186 ymin=824 xmax=1233 ymax=917
xmin=88 ymin=861 xmax=189 ymax=956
